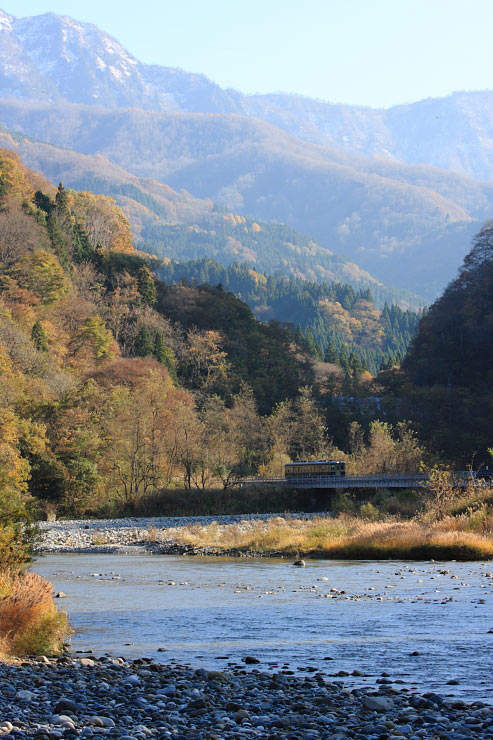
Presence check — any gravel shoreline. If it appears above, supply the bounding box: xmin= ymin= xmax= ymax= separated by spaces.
xmin=1 ymin=655 xmax=491 ymax=740
xmin=31 ymin=517 xmax=493 ymax=735
xmin=39 ymin=515 xmax=319 ymax=556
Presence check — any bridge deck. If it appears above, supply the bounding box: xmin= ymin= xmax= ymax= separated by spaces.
xmin=241 ymin=472 xmax=477 ymax=489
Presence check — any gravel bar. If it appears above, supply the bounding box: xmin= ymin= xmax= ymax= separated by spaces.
xmin=39 ymin=515 xmax=321 ymax=555
xmin=1 ymin=655 xmax=491 ymax=740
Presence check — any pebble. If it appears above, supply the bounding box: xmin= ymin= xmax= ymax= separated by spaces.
xmin=0 ymin=656 xmax=489 ymax=740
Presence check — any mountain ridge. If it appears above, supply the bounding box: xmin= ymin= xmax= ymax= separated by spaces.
xmin=3 ymin=9 xmax=493 ymax=180
xmin=0 ymin=126 xmax=426 ymax=309
xmin=0 ymin=98 xmax=487 ymax=296
xmin=1 ymin=9 xmax=492 ymax=297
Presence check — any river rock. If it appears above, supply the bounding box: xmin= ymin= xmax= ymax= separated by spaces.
xmin=16 ymin=691 xmax=36 ymax=702
xmin=53 ymin=700 xmax=78 ymax=714
xmin=235 ymin=709 xmax=251 ymax=723
xmin=0 ymin=656 xmax=490 ymax=740
xmin=362 ymin=695 xmax=395 ymax=712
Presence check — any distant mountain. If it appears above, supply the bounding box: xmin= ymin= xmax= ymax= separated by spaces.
xmin=3 ymin=10 xmax=493 ymax=181
xmin=1 ymin=128 xmax=422 ymax=308
xmin=0 ymin=9 xmax=239 ymax=111
xmin=0 ymin=101 xmax=489 ymax=297
xmin=2 ymin=9 xmax=493 ymax=297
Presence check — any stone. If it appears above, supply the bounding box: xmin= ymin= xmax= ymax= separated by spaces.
xmin=242 ymin=656 xmax=260 ymax=664
xmin=97 ymin=718 xmax=115 ymax=728
xmin=362 ymin=696 xmax=395 ymax=712
xmin=207 ymin=671 xmax=229 ymax=683
xmin=53 ymin=700 xmax=77 ymax=714
xmin=16 ymin=691 xmax=36 ymax=702
xmin=235 ymin=710 xmax=251 ymax=723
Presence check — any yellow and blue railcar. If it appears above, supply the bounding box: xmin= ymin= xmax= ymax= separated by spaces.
xmin=285 ymin=460 xmax=346 ymax=478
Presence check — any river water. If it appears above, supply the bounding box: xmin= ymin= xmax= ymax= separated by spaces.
xmin=34 ymin=554 xmax=493 ymax=701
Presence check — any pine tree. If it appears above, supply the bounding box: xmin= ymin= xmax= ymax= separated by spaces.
xmin=72 ymin=222 xmax=94 ymax=263
xmin=295 ymin=325 xmax=304 ymax=347
xmin=31 ymin=320 xmax=48 ymax=352
xmin=349 ymin=351 xmax=363 ymax=377
xmin=134 ymin=326 xmax=154 ymax=357
xmin=47 ymin=213 xmax=70 ymax=269
xmin=305 ymin=329 xmax=319 ymax=358
xmin=34 ymin=190 xmax=53 ymax=215
xmin=137 ymin=266 xmax=157 ymax=306
xmin=324 ymin=340 xmax=338 ymax=364
xmin=153 ymin=332 xmax=178 ymax=381
xmin=339 ymin=344 xmax=350 ymax=373
xmin=55 ymin=182 xmax=70 ymax=220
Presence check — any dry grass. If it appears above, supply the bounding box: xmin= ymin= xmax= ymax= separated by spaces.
xmin=170 ymin=511 xmax=493 ymax=561
xmin=0 ymin=570 xmax=71 ymax=657
xmin=91 ymin=532 xmax=109 ymax=546
xmin=145 ymin=524 xmax=158 ymax=542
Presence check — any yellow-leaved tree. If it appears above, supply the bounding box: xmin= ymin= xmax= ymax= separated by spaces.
xmin=71 ymin=191 xmax=134 ymax=252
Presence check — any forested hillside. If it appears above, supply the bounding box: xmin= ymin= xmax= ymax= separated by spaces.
xmin=0 ymin=150 xmax=328 ymax=515
xmin=398 ymin=223 xmax=493 ymax=464
xmin=0 ymin=128 xmax=422 ymax=308
xmin=0 ymin=100 xmax=489 ymax=298
xmin=2 ymin=148 xmax=491 ymax=523
xmin=158 ymin=258 xmax=421 ymax=373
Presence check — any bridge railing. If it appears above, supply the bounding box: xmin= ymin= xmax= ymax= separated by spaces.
xmin=240 ymin=471 xmax=477 ymax=489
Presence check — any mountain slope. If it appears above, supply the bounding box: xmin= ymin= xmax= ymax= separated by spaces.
xmin=1 ymin=128 xmax=421 ymax=307
xmin=401 ymin=223 xmax=493 ymax=463
xmin=3 ymin=10 xmax=493 ymax=181
xmin=0 ymin=100 xmax=489 ymax=297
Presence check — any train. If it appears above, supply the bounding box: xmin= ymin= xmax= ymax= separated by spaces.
xmin=285 ymin=460 xmax=346 ymax=478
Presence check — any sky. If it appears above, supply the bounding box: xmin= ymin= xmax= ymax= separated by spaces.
xmin=1 ymin=0 xmax=493 ymax=109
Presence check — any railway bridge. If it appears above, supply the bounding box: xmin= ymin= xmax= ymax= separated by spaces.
xmin=241 ymin=472 xmax=478 ymax=490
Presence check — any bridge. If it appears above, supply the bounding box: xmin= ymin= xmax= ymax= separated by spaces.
xmin=241 ymin=472 xmax=478 ymax=490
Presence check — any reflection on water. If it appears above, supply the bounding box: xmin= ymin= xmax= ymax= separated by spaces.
xmin=34 ymin=554 xmax=493 ymax=701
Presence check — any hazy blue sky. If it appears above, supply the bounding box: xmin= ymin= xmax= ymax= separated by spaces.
xmin=2 ymin=0 xmax=493 ymax=108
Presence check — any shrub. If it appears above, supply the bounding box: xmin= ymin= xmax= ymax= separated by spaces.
xmin=0 ymin=488 xmax=40 ymax=567
xmin=360 ymin=502 xmax=380 ymax=521
xmin=0 ymin=570 xmax=70 ymax=657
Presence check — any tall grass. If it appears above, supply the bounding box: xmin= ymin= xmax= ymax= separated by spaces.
xmin=168 ymin=510 xmax=493 ymax=561
xmin=0 ymin=570 xmax=70 ymax=657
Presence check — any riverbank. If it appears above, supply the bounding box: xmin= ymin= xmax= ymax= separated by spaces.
xmin=1 ymin=654 xmax=491 ymax=740
xmin=39 ymin=514 xmax=317 ymax=556
xmin=40 ymin=512 xmax=493 ymax=560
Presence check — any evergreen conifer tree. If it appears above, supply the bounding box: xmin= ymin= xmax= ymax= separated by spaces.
xmin=55 ymin=183 xmax=70 ymax=220
xmin=339 ymin=344 xmax=350 ymax=373
xmin=305 ymin=329 xmax=318 ymax=358
xmin=47 ymin=213 xmax=70 ymax=269
xmin=137 ymin=266 xmax=157 ymax=306
xmin=31 ymin=320 xmax=48 ymax=352
xmin=34 ymin=190 xmax=53 ymax=215
xmin=154 ymin=332 xmax=178 ymax=381
xmin=72 ymin=222 xmax=94 ymax=263
xmin=324 ymin=340 xmax=338 ymax=364
xmin=134 ymin=326 xmax=154 ymax=357
xmin=349 ymin=351 xmax=363 ymax=377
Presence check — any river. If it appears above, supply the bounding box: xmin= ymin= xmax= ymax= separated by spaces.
xmin=34 ymin=554 xmax=493 ymax=702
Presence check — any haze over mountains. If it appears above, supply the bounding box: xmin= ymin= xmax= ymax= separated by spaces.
xmin=1 ymin=8 xmax=492 ymax=299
